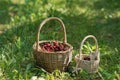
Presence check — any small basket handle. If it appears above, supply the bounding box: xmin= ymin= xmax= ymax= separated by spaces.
xmin=74 ymin=35 xmax=99 ymax=74
xmin=79 ymin=35 xmax=99 ymax=60
xmin=37 ymin=17 xmax=67 ymax=51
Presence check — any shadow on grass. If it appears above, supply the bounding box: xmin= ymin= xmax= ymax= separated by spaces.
xmin=93 ymin=0 xmax=120 ymax=11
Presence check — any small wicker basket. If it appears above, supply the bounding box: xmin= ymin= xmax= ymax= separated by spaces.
xmin=74 ymin=35 xmax=100 ymax=73
xmin=33 ymin=17 xmax=73 ymax=72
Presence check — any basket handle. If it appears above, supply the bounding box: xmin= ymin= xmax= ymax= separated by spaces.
xmin=74 ymin=35 xmax=99 ymax=74
xmin=79 ymin=35 xmax=99 ymax=60
xmin=37 ymin=17 xmax=67 ymax=50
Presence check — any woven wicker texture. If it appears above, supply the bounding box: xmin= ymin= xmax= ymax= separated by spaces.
xmin=33 ymin=17 xmax=73 ymax=72
xmin=75 ymin=35 xmax=100 ymax=73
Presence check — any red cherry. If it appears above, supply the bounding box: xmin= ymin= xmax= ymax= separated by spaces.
xmin=47 ymin=43 xmax=51 ymax=46
xmin=84 ymin=56 xmax=90 ymax=61
xmin=44 ymin=45 xmax=47 ymax=47
xmin=40 ymin=42 xmax=68 ymax=52
xmin=59 ymin=44 xmax=64 ymax=50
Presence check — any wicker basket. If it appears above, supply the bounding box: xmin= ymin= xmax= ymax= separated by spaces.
xmin=74 ymin=35 xmax=100 ymax=73
xmin=33 ymin=17 xmax=73 ymax=72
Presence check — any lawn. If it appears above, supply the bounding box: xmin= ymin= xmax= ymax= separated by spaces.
xmin=0 ymin=0 xmax=120 ymax=80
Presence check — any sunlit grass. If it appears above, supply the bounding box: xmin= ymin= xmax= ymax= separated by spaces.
xmin=11 ymin=0 xmax=25 ymax=4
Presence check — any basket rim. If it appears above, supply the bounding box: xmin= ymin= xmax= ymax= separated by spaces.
xmin=75 ymin=54 xmax=100 ymax=62
xmin=33 ymin=40 xmax=73 ymax=54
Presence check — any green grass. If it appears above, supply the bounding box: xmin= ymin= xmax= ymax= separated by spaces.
xmin=0 ymin=0 xmax=120 ymax=80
